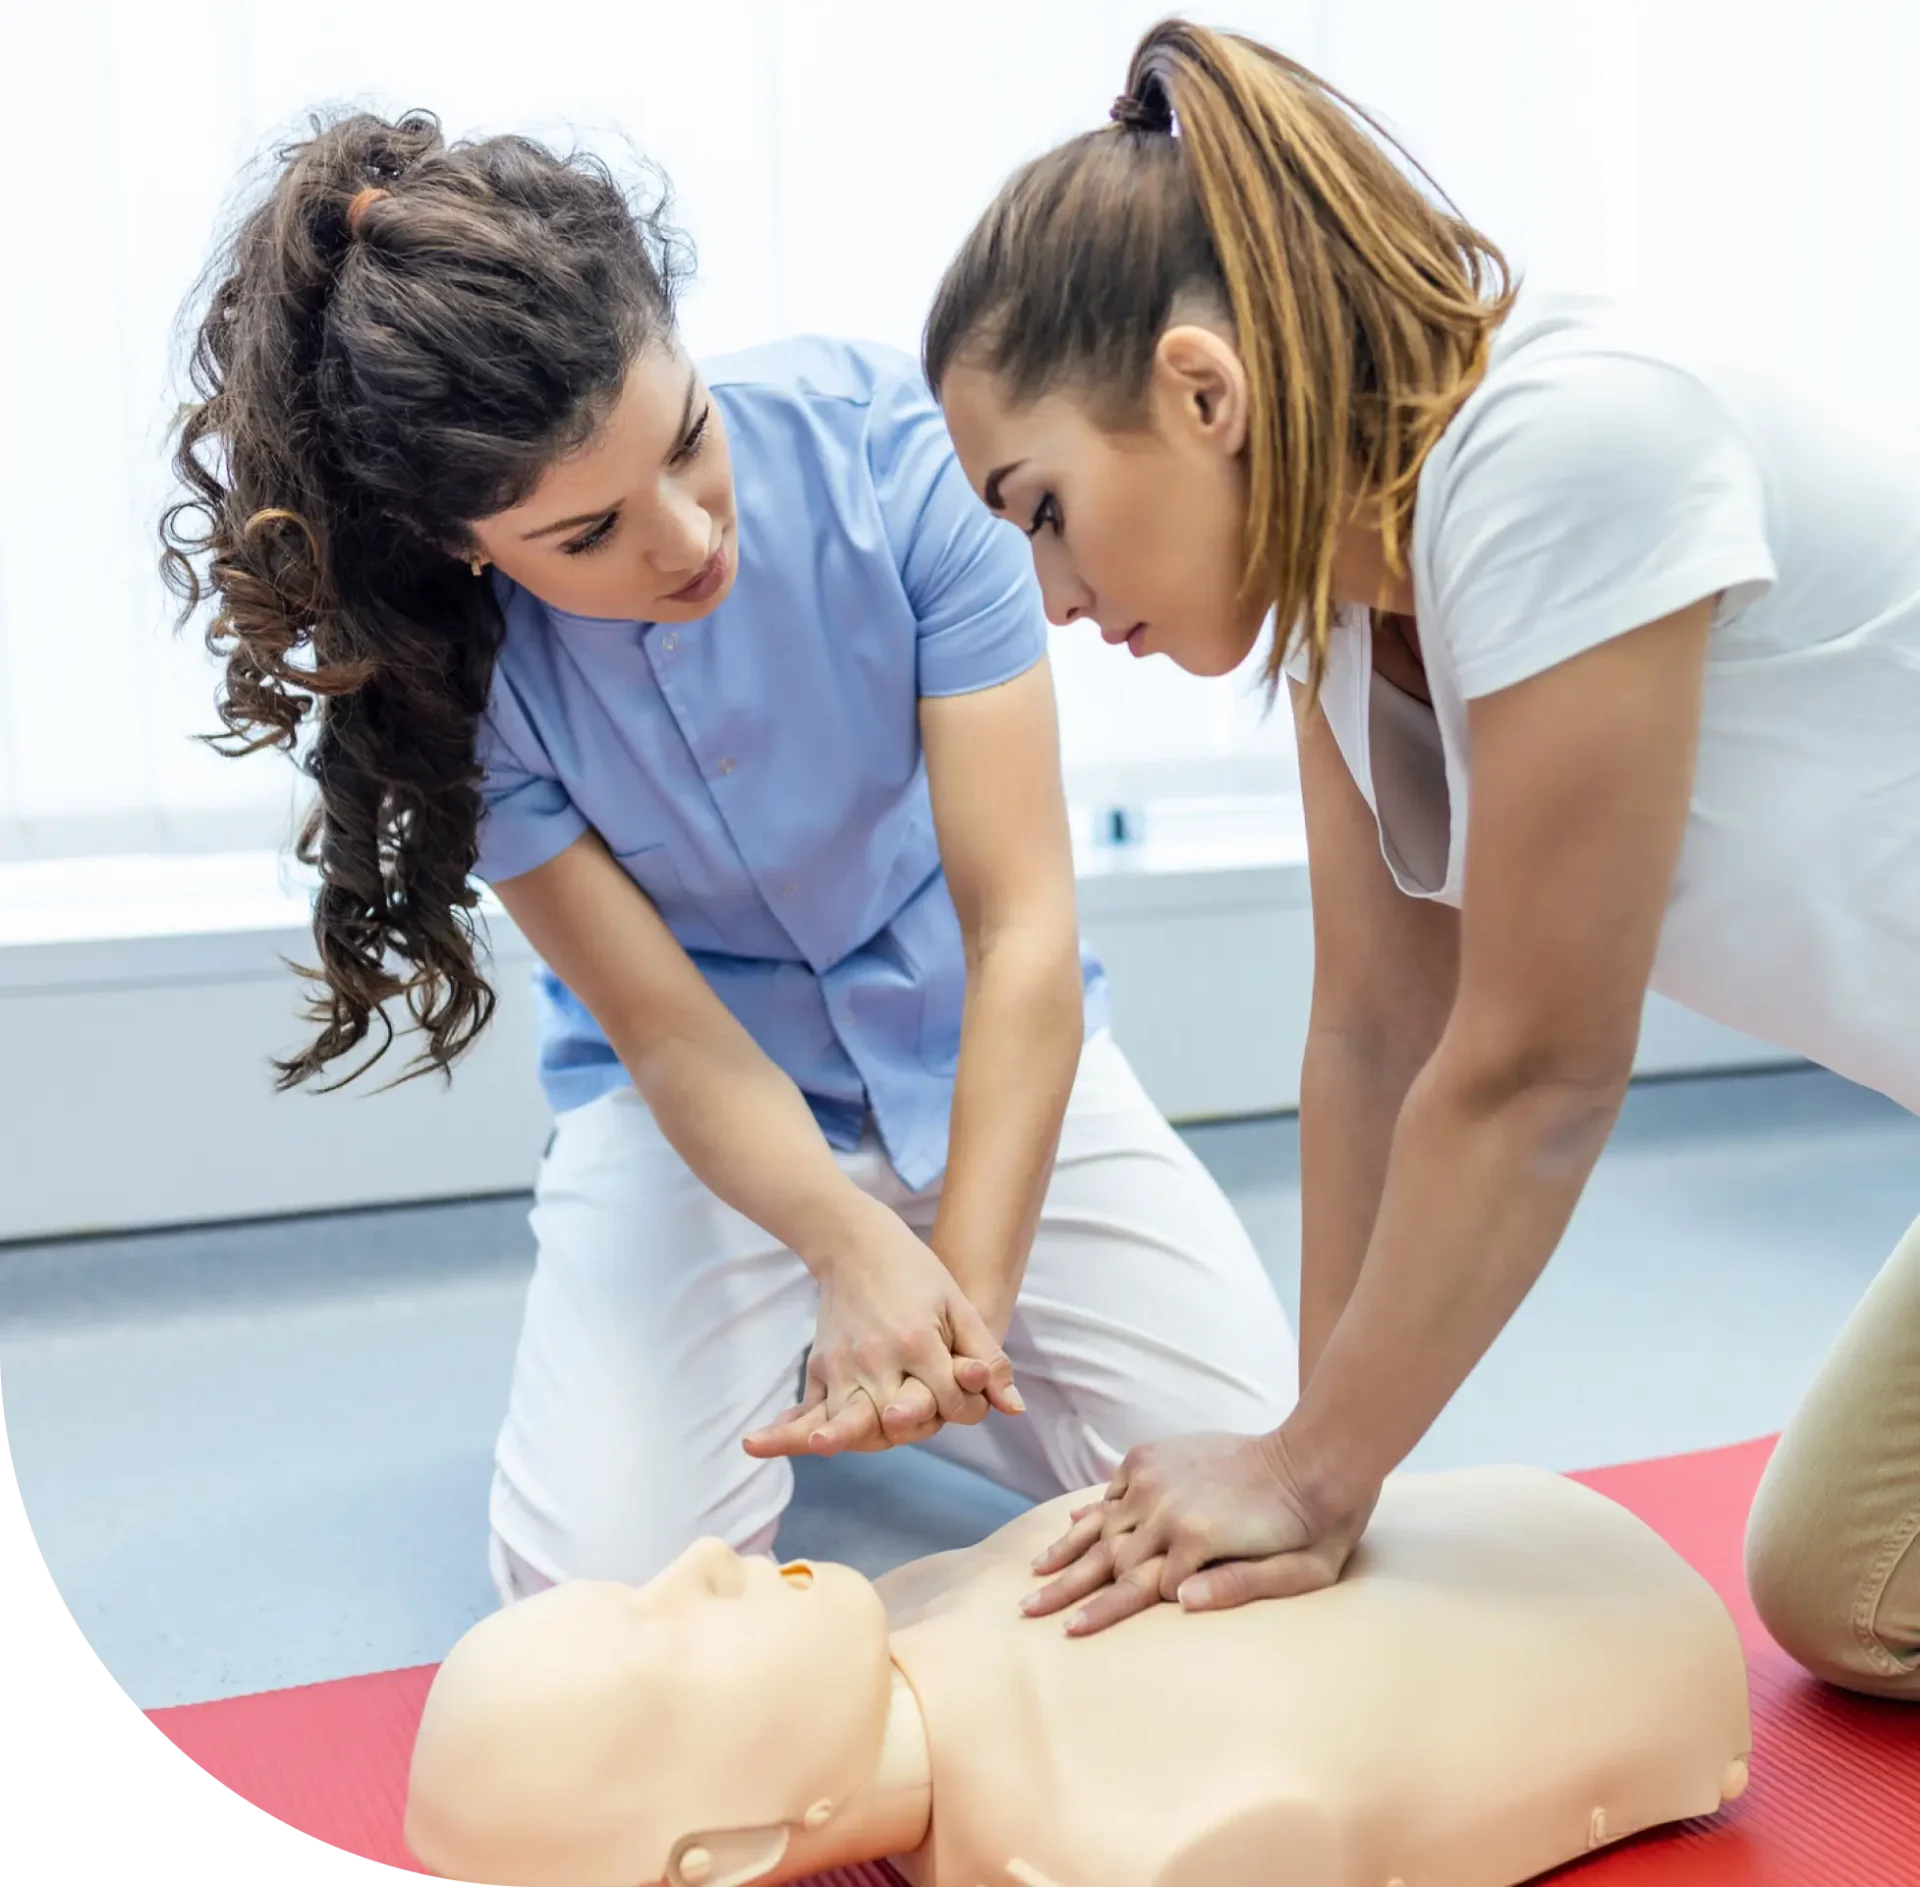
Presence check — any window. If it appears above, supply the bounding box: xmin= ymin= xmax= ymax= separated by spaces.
xmin=5 ymin=1 xmax=1909 ymax=860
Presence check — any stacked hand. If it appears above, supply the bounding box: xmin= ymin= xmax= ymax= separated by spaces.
xmin=743 ymin=1202 xmax=1022 ymax=1459
xmin=1019 ymin=1428 xmax=1380 ymax=1635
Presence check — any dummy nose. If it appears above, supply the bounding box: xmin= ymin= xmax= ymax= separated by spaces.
xmin=683 ymin=1536 xmax=749 ymax=1597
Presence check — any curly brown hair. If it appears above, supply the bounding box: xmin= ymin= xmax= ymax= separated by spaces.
xmin=161 ymin=110 xmax=688 ymax=1088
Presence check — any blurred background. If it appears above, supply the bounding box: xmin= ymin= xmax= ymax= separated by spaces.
xmin=10 ymin=0 xmax=1918 ymax=865
xmin=5 ymin=0 xmax=1881 ymax=1231
xmin=1 ymin=0 xmax=1916 ymax=1714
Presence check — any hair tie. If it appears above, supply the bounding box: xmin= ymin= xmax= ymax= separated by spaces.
xmin=1109 ymin=89 xmax=1174 ymax=135
xmin=345 ymin=185 xmax=390 ymax=237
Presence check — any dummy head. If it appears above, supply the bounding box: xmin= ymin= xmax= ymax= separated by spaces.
xmin=405 ymin=1540 xmax=894 ymax=1887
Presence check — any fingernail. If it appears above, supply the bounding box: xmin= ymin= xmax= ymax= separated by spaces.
xmin=1067 ymin=1611 xmax=1089 ymax=1634
xmin=1020 ymin=1593 xmax=1040 ymax=1614
xmin=1004 ymin=1386 xmax=1027 ymax=1413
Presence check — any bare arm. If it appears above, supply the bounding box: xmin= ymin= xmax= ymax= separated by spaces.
xmin=1022 ymin=599 xmax=1715 ymax=1633
xmin=1284 ymin=599 xmax=1714 ymax=1520
xmin=493 ymin=837 xmax=1019 ymax=1452
xmin=495 ymin=835 xmax=893 ymax=1263
xmin=919 ymin=658 xmax=1085 ymax=1334
xmin=1290 ymin=679 xmax=1459 ymax=1382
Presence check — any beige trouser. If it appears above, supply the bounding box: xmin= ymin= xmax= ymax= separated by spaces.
xmin=1746 ymin=1211 xmax=1920 ymax=1698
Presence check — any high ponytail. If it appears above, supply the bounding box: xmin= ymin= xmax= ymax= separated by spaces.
xmin=923 ymin=18 xmax=1512 ymax=700
xmin=161 ymin=110 xmax=687 ymax=1087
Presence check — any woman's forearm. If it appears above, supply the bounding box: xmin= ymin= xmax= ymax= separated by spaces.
xmin=498 ymin=837 xmax=897 ymax=1279
xmin=929 ymin=927 xmax=1084 ymax=1333
xmin=1282 ymin=1040 xmax=1631 ymax=1519
xmin=1296 ymin=1023 xmax=1435 ymax=1384
xmin=618 ymin=1023 xmax=894 ymax=1276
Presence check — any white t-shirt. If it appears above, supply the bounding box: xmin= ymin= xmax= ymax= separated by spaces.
xmin=1291 ymin=292 xmax=1920 ymax=1116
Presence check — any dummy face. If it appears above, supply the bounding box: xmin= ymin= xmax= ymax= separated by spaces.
xmin=406 ymin=1540 xmax=894 ymax=1887
xmin=468 ymin=342 xmax=739 ymax=624
xmin=939 ymin=325 xmax=1267 ymax=678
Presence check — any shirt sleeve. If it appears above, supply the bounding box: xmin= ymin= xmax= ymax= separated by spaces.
xmin=1425 ymin=348 xmax=1777 ymax=700
xmin=471 ymin=672 xmax=589 ymax=886
xmin=865 ymin=359 xmax=1049 ymax=699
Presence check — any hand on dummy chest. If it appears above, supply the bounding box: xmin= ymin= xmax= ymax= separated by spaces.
xmin=882 ymin=1470 xmax=1748 ymax=1887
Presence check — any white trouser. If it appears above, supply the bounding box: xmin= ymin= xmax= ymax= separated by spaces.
xmin=487 ymin=1030 xmax=1297 ymax=1602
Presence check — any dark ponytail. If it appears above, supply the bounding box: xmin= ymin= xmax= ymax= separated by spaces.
xmin=161 ymin=111 xmax=687 ymax=1087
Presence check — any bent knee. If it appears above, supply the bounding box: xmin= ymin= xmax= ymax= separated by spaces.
xmin=1747 ymin=1475 xmax=1920 ymax=1698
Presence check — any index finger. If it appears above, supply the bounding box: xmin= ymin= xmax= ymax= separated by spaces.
xmin=808 ymin=1390 xmax=884 ymax=1455
xmin=1029 ymin=1504 xmax=1108 ymax=1578
xmin=1021 ymin=1536 xmax=1120 ymax=1619
xmin=740 ymin=1397 xmax=830 ymax=1459
xmin=1065 ymin=1556 xmax=1168 ymax=1637
xmin=880 ymin=1374 xmax=950 ymax=1445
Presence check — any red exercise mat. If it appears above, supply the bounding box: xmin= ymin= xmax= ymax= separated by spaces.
xmin=1556 ymin=1440 xmax=1920 ymax=1886
xmin=149 ymin=1438 xmax=1920 ymax=1885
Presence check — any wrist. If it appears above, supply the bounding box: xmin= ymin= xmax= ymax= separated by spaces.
xmin=1263 ymin=1410 xmax=1381 ymax=1530
xmin=957 ymin=1274 xmax=1020 ymax=1343
xmin=790 ymin=1185 xmax=899 ymax=1280
xmin=928 ymin=1224 xmax=1023 ymax=1338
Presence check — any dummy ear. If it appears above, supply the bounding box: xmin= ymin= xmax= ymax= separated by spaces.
xmin=667 ymin=1826 xmax=791 ymax=1887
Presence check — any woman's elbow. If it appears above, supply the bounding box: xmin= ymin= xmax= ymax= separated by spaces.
xmin=966 ymin=893 xmax=1078 ymax=976
xmin=1434 ymin=1021 xmax=1639 ymax=1151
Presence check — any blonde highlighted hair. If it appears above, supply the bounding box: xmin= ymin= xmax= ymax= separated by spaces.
xmin=923 ymin=18 xmax=1514 ymax=698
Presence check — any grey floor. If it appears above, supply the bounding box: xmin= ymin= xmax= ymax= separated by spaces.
xmin=2 ymin=1065 xmax=1915 ymax=1711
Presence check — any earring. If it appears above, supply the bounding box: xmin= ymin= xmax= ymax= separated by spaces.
xmin=468 ymin=554 xmax=485 ymax=578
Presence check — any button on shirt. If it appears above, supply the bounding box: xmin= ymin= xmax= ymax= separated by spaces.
xmin=472 ymin=337 xmax=1109 ymax=1188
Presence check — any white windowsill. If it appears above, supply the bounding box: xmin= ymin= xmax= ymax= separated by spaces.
xmin=0 ymin=798 xmax=1795 ymax=1242
xmin=0 ymin=797 xmax=1315 ymax=992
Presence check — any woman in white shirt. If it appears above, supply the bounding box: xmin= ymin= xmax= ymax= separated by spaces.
xmin=926 ymin=18 xmax=1920 ymax=1695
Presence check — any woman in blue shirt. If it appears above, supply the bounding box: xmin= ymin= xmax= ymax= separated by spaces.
xmin=163 ymin=112 xmax=1295 ymax=1595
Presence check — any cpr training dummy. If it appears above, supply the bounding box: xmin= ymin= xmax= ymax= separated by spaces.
xmin=405 ymin=1466 xmax=1751 ymax=1887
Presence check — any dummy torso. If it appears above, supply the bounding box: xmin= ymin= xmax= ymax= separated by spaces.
xmin=879 ymin=1466 xmax=1751 ymax=1887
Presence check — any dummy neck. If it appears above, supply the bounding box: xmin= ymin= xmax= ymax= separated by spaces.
xmin=772 ymin=1664 xmax=931 ymax=1879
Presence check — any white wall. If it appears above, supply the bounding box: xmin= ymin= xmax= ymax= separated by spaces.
xmin=0 ymin=848 xmax=1790 ymax=1242
xmin=0 ymin=0 xmax=1852 ymax=1238
xmin=12 ymin=0 xmax=1920 ymax=856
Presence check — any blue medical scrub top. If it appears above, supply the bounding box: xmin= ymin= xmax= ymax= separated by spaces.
xmin=472 ymin=337 xmax=1109 ymax=1190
